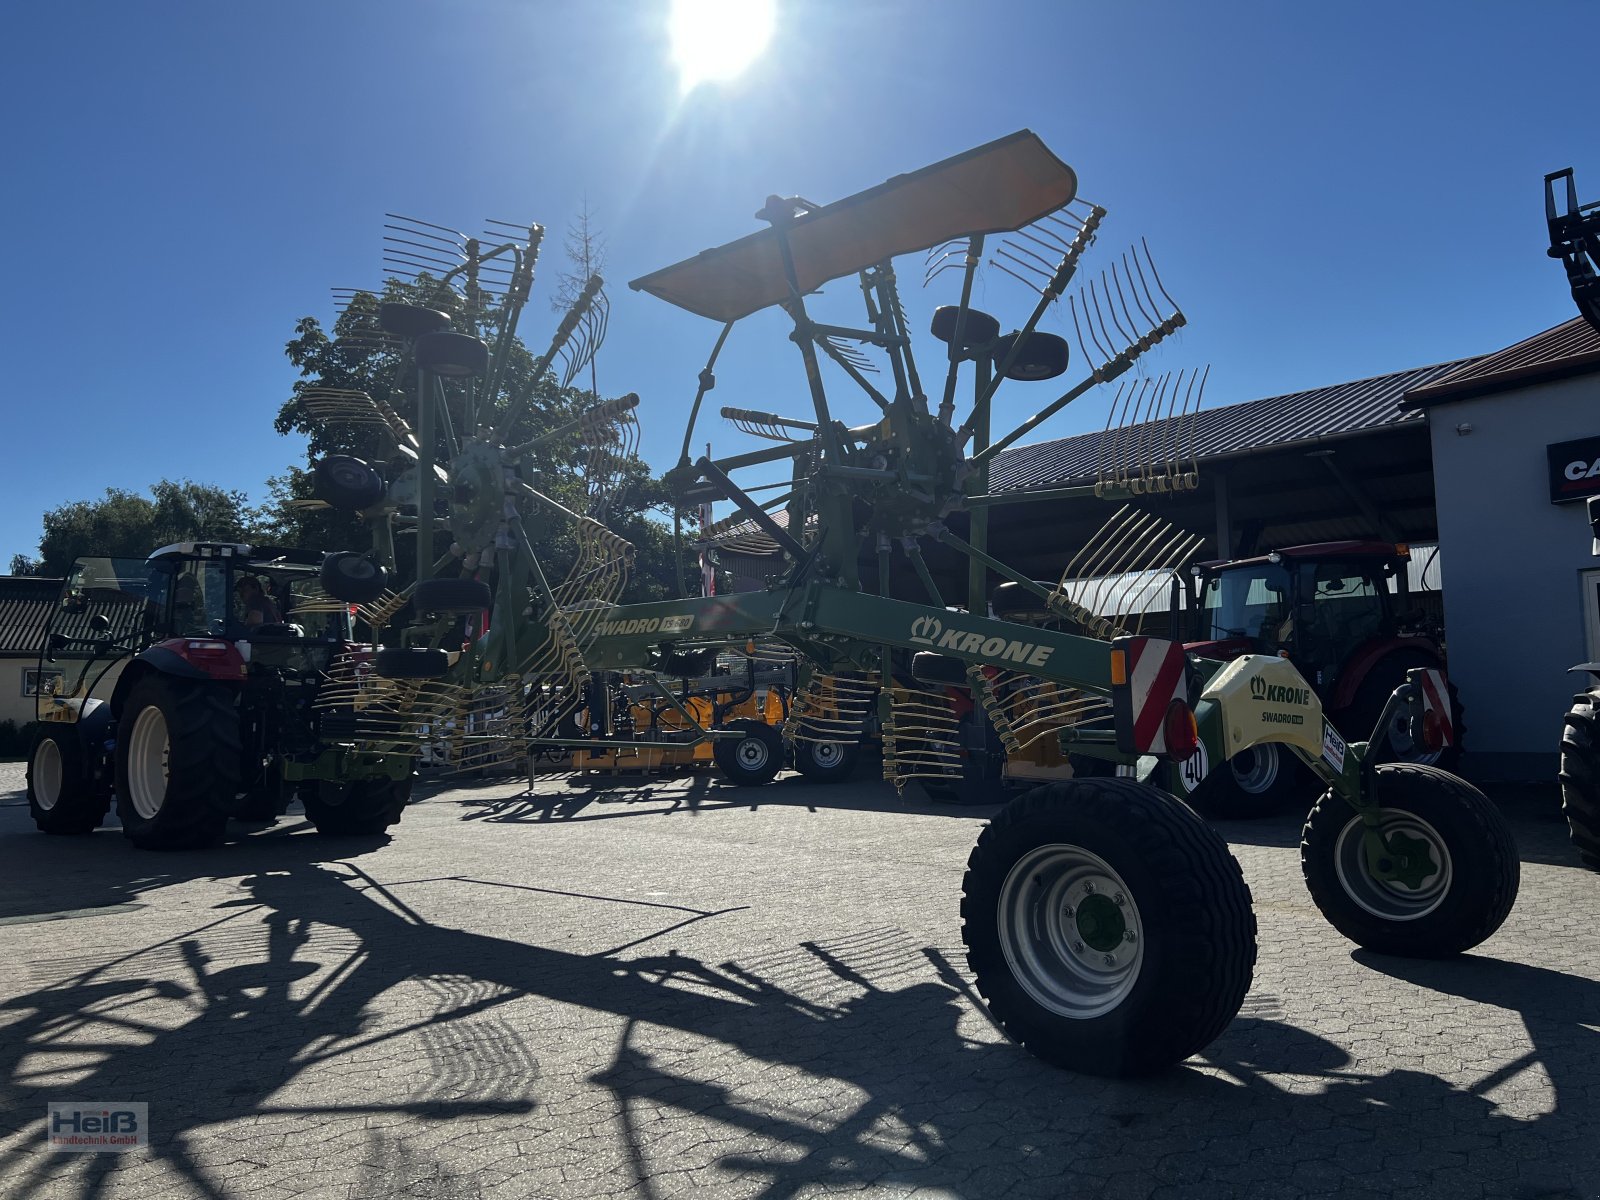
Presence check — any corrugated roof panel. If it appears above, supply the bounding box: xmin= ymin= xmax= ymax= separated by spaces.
xmin=1404 ymin=316 xmax=1600 ymax=405
xmin=0 ymin=578 xmax=64 ymax=656
xmin=988 ymin=357 xmax=1476 ymax=494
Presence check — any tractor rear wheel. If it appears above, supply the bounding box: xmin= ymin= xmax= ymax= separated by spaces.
xmin=712 ymin=719 xmax=783 ymax=786
xmin=1558 ymin=685 xmax=1600 ymax=869
xmin=1188 ymin=742 xmax=1303 ymax=819
xmin=113 ymin=677 xmax=238 ymax=850
xmin=1300 ymin=763 xmax=1518 ymax=956
xmin=301 ymin=776 xmax=411 ymax=836
xmin=962 ymin=778 xmax=1256 ymax=1076
xmin=791 ymin=738 xmax=859 ymax=783
xmin=28 ymin=727 xmax=111 ymax=835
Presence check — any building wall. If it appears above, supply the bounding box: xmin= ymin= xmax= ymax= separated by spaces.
xmin=0 ymin=656 xmax=126 ymax=728
xmin=1427 ymin=372 xmax=1600 ymax=778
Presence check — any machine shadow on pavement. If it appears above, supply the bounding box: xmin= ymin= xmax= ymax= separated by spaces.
xmin=1 ymin=820 xmax=1595 ymax=1199
xmin=442 ymin=768 xmax=1002 ymax=828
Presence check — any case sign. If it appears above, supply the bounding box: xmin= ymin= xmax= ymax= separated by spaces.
xmin=1547 ymin=435 xmax=1600 ymax=505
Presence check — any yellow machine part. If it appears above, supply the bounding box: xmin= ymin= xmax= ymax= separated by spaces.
xmin=571 ymin=687 xmax=785 ymax=772
xmin=1200 ymin=654 xmax=1326 ymax=760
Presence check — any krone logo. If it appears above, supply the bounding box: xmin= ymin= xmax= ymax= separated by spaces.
xmin=1250 ymin=674 xmax=1267 ymax=700
xmin=910 ymin=615 xmax=943 ymax=645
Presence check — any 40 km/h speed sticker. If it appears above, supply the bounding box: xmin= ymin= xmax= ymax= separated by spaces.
xmin=1177 ymin=741 xmax=1210 ymax=793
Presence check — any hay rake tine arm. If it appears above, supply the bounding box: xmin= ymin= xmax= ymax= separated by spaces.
xmin=901 ymin=540 xmax=945 ymax=608
xmin=485 ymin=226 xmax=544 ymax=404
xmin=933 ymin=528 xmax=1056 ymax=610
xmin=692 ymin=457 xmax=808 ymax=561
xmin=956 ymin=204 xmax=1104 ymax=446
xmin=491 ymin=273 xmax=603 ymax=442
xmin=675 ymin=321 xmax=736 ymax=469
xmin=813 ymin=334 xmax=893 ymax=414
xmin=506 ymin=393 xmax=641 ymax=459
xmin=935 ymin=234 xmax=986 ymax=426
xmin=758 ymin=196 xmax=849 ymax=456
xmin=969 ymin=373 xmax=1103 ymax=469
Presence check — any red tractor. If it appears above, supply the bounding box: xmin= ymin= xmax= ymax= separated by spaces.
xmin=25 ymin=543 xmax=414 ymax=850
xmin=1176 ymin=541 xmax=1459 ymax=816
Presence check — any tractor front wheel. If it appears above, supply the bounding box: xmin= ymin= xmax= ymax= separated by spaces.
xmin=113 ymin=677 xmax=238 ymax=850
xmin=301 ymin=777 xmax=411 ymax=836
xmin=1300 ymin=763 xmax=1517 ymax=956
xmin=28 ymin=727 xmax=111 ymax=835
xmin=1558 ymin=685 xmax=1600 ymax=869
xmin=962 ymin=778 xmax=1257 ymax=1076
xmin=712 ymin=720 xmax=783 ymax=786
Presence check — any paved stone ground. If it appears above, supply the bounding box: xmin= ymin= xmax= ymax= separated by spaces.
xmin=0 ymin=767 xmax=1596 ymax=1200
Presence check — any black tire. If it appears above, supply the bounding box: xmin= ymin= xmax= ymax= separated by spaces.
xmin=414 ymin=331 xmax=489 ymax=378
xmin=1344 ymin=653 xmax=1463 ymax=772
xmin=1300 ymin=763 xmax=1518 ymax=957
xmin=929 ymin=305 xmax=1001 ymax=350
xmin=113 ymin=677 xmax=237 ymax=850
xmin=962 ymin=778 xmax=1256 ymax=1076
xmin=1558 ymin=686 xmax=1600 ymax=870
xmin=791 ymin=738 xmax=860 ymax=783
xmin=320 ymin=552 xmax=389 ymax=604
xmin=991 ymin=582 xmax=1053 ymax=622
xmin=301 ymin=776 xmax=411 ymax=836
xmin=312 ymin=456 xmax=386 ymax=511
xmin=910 ymin=652 xmax=969 ymax=688
xmin=413 ymin=577 xmax=492 ymax=614
xmin=375 ymin=647 xmax=451 ymax=679
xmin=712 ymin=719 xmax=783 ymax=786
xmin=1188 ymin=742 xmax=1304 ymax=819
xmin=27 ymin=727 xmax=111 ymax=835
xmin=992 ymin=330 xmax=1071 ymax=382
xmin=379 ymin=302 xmax=450 ymax=339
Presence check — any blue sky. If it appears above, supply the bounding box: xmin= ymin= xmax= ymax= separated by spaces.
xmin=1 ymin=1 xmax=1593 ymax=567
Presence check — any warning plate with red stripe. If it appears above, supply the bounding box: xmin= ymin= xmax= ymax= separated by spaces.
xmin=1112 ymin=636 xmax=1190 ymax=758
xmin=1415 ymin=668 xmax=1455 ymax=746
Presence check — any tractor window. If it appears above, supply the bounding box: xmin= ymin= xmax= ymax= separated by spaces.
xmin=172 ymin=561 xmax=230 ymax=638
xmin=1300 ymin=562 xmax=1388 ymax=660
xmin=58 ymin=557 xmax=166 ymax=646
xmin=1198 ymin=563 xmax=1292 ymax=648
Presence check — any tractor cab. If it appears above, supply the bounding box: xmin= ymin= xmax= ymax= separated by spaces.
xmin=41 ymin=544 xmax=355 ymax=721
xmin=1181 ymin=542 xmax=1425 ymax=697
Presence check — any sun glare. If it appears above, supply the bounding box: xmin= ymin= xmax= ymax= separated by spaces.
xmin=669 ymin=0 xmax=776 ymax=92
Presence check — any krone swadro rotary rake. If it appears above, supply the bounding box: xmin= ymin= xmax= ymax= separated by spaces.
xmin=330 ymin=133 xmax=1519 ymax=1077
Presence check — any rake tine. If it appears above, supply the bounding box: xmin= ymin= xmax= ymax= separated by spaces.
xmin=1110 ymin=262 xmax=1143 ymax=346
xmin=1014 ymin=224 xmax=1075 ymax=259
xmin=386 ymin=212 xmax=467 ymax=240
xmin=1011 ymin=227 xmax=1075 ymax=262
xmin=1121 ymin=251 xmax=1158 ymax=331
xmin=998 ymin=240 xmax=1058 ymax=275
xmin=1090 ymin=277 xmax=1120 ymax=362
xmin=1097 ymin=379 xmax=1128 ymax=489
xmin=1184 ymin=364 xmax=1208 ymax=484
xmin=1098 ymin=271 xmax=1133 ymax=349
xmin=1139 ymin=238 xmax=1181 ymax=315
xmin=1143 ymin=373 xmax=1171 ymax=491
xmin=993 ymin=247 xmax=1054 ymax=283
xmin=1108 ymin=378 xmax=1140 ymax=490
xmin=992 ymin=260 xmax=1044 ymax=293
xmin=1083 ymin=285 xmax=1114 ymax=365
xmin=384 ymin=232 xmax=465 ymax=258
xmin=1058 ymin=503 xmax=1127 ymax=583
xmin=1156 ymin=368 xmax=1183 ymax=489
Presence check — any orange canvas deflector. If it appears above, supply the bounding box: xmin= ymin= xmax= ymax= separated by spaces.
xmin=628 ymin=130 xmax=1078 ymax=323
